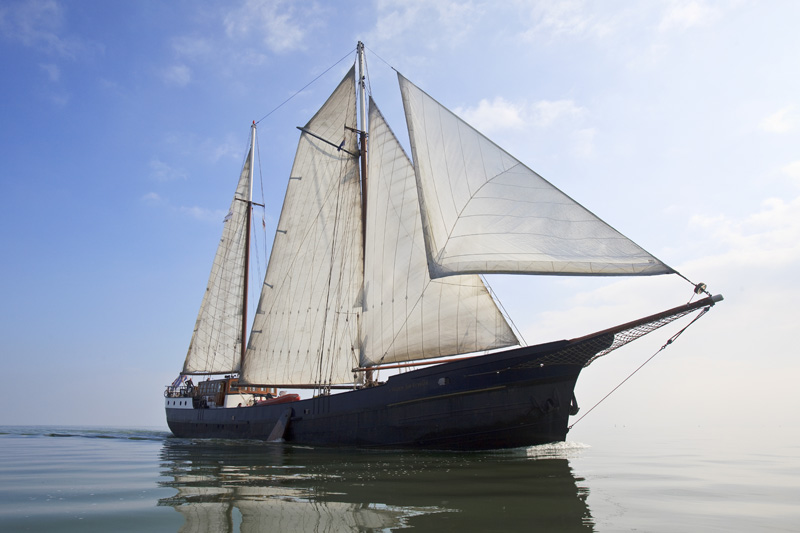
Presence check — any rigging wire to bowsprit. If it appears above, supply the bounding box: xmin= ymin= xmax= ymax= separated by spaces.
xmin=567 ymin=303 xmax=712 ymax=431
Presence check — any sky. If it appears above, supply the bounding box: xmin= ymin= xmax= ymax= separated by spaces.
xmin=1 ymin=0 xmax=798 ymax=439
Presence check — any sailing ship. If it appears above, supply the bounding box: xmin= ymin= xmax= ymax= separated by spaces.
xmin=165 ymin=43 xmax=721 ymax=450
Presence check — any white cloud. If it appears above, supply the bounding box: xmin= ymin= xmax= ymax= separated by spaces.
xmin=179 ymin=205 xmax=227 ymax=222
xmin=223 ymin=0 xmax=313 ymax=54
xmin=517 ymin=0 xmax=617 ymax=42
xmin=149 ymin=159 xmax=187 ymax=182
xmin=46 ymin=91 xmax=69 ymax=107
xmin=658 ymin=0 xmax=720 ymax=32
xmin=162 ymin=64 xmax=191 ymax=87
xmin=759 ymin=106 xmax=797 ymax=134
xmin=455 ymin=97 xmax=526 ymax=132
xmin=781 ymin=161 xmax=800 ymax=182
xmin=141 ymin=192 xmax=163 ymax=206
xmin=207 ymin=135 xmax=243 ymax=163
xmin=0 ymin=0 xmax=98 ymax=58
xmin=39 ymin=62 xmax=59 ymax=81
xmin=533 ymin=99 xmax=586 ymax=127
xmin=367 ymin=1 xmax=425 ymax=45
xmin=453 ymin=97 xmax=594 ymax=159
xmin=366 ymin=0 xmax=481 ymax=50
xmin=142 ymin=191 xmax=226 ymax=222
xmin=455 ymin=97 xmax=585 ymax=133
xmin=171 ymin=36 xmax=214 ymax=61
xmin=688 ymin=195 xmax=800 ymax=270
xmin=520 ymin=0 xmax=591 ymax=38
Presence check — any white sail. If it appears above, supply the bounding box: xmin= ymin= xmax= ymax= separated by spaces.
xmin=361 ymin=99 xmax=518 ymax=367
xmin=242 ymin=67 xmax=362 ymax=385
xmin=182 ymin=145 xmax=252 ymax=374
xmin=398 ymin=73 xmax=674 ymax=279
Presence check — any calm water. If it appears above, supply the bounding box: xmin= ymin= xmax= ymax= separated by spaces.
xmin=1 ymin=425 xmax=797 ymax=532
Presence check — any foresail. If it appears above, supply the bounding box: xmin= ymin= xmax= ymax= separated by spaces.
xmin=182 ymin=147 xmax=252 ymax=374
xmin=242 ymin=66 xmax=362 ymax=386
xmin=362 ymin=99 xmax=518 ymax=368
xmin=398 ymin=73 xmax=674 ymax=278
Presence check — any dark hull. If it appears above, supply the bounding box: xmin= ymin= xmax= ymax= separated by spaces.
xmin=167 ymin=337 xmax=602 ymax=451
xmin=166 ymin=291 xmax=719 ymax=450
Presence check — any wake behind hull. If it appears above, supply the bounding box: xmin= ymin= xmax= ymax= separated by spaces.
xmin=166 ymin=339 xmax=596 ymax=451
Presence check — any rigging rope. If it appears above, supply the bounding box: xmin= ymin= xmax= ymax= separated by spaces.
xmin=567 ymin=305 xmax=711 ymax=431
xmin=363 ymin=44 xmax=395 ymax=73
xmin=254 ymin=47 xmax=356 ymax=125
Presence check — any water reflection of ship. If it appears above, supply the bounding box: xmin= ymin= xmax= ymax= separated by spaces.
xmin=158 ymin=438 xmax=593 ymax=531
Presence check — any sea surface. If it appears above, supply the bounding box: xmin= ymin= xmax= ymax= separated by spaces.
xmin=1 ymin=425 xmax=797 ymax=532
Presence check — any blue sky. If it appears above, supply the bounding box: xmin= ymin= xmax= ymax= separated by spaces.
xmin=1 ymin=0 xmax=798 ymax=437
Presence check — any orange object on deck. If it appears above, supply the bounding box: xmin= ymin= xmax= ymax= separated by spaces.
xmin=255 ymin=394 xmax=300 ymax=406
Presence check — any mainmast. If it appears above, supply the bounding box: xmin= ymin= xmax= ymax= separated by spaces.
xmin=356 ymin=42 xmax=371 ymax=385
xmin=241 ymin=121 xmax=256 ymax=367
xmin=357 ymin=42 xmax=368 ymax=251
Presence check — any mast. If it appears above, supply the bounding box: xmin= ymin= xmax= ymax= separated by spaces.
xmin=357 ymin=42 xmax=371 ymax=384
xmin=357 ymin=42 xmax=368 ymax=253
xmin=241 ymin=121 xmax=256 ymax=368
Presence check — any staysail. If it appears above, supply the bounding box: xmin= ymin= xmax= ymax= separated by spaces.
xmin=398 ymin=73 xmax=674 ymax=279
xmin=242 ymin=67 xmax=363 ymax=386
xmin=182 ymin=143 xmax=253 ymax=374
xmin=361 ymin=99 xmax=518 ymax=367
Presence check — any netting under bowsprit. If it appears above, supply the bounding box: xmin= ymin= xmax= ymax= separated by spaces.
xmin=531 ymin=296 xmax=717 ymax=368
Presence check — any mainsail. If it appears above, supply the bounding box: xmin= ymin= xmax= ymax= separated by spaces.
xmin=398 ymin=74 xmax=673 ymax=279
xmin=361 ymin=99 xmax=517 ymax=367
xmin=182 ymin=142 xmax=253 ymax=374
xmin=242 ymin=67 xmax=363 ymax=386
